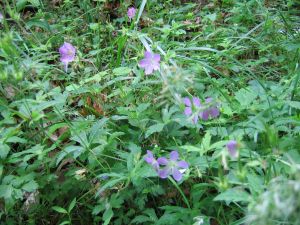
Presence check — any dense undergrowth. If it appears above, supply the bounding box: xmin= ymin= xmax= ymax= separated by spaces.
xmin=0 ymin=0 xmax=300 ymax=224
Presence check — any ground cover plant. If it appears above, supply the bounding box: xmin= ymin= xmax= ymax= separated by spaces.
xmin=0 ymin=0 xmax=300 ymax=224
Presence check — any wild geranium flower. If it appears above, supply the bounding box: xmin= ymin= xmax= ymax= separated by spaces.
xmin=139 ymin=51 xmax=161 ymax=75
xmin=226 ymin=140 xmax=238 ymax=158
xmin=144 ymin=150 xmax=159 ymax=170
xmin=184 ymin=97 xmax=202 ymax=124
xmin=199 ymin=97 xmax=220 ymax=121
xmin=183 ymin=96 xmax=220 ymax=123
xmin=127 ymin=7 xmax=136 ymax=20
xmin=59 ymin=42 xmax=76 ymax=72
xmin=157 ymin=151 xmax=189 ymax=181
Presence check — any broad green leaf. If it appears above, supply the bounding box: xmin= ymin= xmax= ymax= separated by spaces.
xmin=0 ymin=184 xmax=13 ymax=199
xmin=145 ymin=123 xmax=164 ymax=138
xmin=22 ymin=180 xmax=38 ymax=192
xmin=287 ymin=101 xmax=300 ymax=109
xmin=214 ymin=188 xmax=251 ymax=203
xmin=235 ymin=88 xmax=258 ymax=107
xmin=26 ymin=19 xmax=51 ymax=31
xmin=16 ymin=0 xmax=27 ymax=11
xmin=103 ymin=207 xmax=113 ymax=225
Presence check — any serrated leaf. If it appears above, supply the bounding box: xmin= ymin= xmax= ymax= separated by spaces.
xmin=235 ymin=88 xmax=258 ymax=107
xmin=22 ymin=180 xmax=38 ymax=192
xmin=145 ymin=123 xmax=164 ymax=138
xmin=103 ymin=207 xmax=113 ymax=225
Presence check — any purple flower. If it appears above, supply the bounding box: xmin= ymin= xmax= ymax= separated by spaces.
xmin=127 ymin=7 xmax=136 ymax=20
xmin=226 ymin=140 xmax=238 ymax=158
xmin=183 ymin=97 xmax=202 ymax=124
xmin=59 ymin=42 xmax=76 ymax=72
xmin=144 ymin=150 xmax=159 ymax=170
xmin=139 ymin=51 xmax=161 ymax=75
xmin=199 ymin=97 xmax=220 ymax=121
xmin=183 ymin=96 xmax=220 ymax=123
xmin=157 ymin=151 xmax=189 ymax=181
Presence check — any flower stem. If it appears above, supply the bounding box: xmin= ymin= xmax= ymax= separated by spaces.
xmin=168 ymin=177 xmax=191 ymax=209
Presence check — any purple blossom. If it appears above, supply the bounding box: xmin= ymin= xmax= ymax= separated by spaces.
xmin=183 ymin=96 xmax=220 ymax=123
xmin=183 ymin=97 xmax=202 ymax=124
xmin=157 ymin=151 xmax=189 ymax=181
xmin=226 ymin=140 xmax=238 ymax=158
xmin=59 ymin=42 xmax=76 ymax=72
xmin=144 ymin=150 xmax=159 ymax=170
xmin=127 ymin=7 xmax=136 ymax=20
xmin=139 ymin=51 xmax=161 ymax=75
xmin=199 ymin=97 xmax=220 ymax=121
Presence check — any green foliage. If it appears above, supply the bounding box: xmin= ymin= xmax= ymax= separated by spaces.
xmin=1 ymin=0 xmax=300 ymax=224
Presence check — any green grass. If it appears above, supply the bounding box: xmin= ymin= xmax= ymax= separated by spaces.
xmin=0 ymin=0 xmax=300 ymax=224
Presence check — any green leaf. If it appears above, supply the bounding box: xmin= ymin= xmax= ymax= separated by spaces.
xmin=112 ymin=67 xmax=132 ymax=76
xmin=92 ymin=204 xmax=105 ymax=215
xmin=214 ymin=188 xmax=251 ymax=203
xmin=22 ymin=180 xmax=38 ymax=192
xmin=59 ymin=221 xmax=70 ymax=225
xmin=0 ymin=184 xmax=13 ymax=199
xmin=235 ymin=88 xmax=258 ymax=107
xmin=145 ymin=123 xmax=164 ymax=138
xmin=28 ymin=0 xmax=40 ymax=7
xmin=287 ymin=101 xmax=300 ymax=109
xmin=16 ymin=0 xmax=28 ymax=12
xmin=52 ymin=206 xmax=68 ymax=214
xmin=103 ymin=207 xmax=113 ymax=225
xmin=68 ymin=198 xmax=76 ymax=212
xmin=0 ymin=143 xmax=10 ymax=159
xmin=26 ymin=19 xmax=51 ymax=31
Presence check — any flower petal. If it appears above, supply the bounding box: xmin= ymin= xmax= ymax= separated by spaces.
xmin=157 ymin=157 xmax=168 ymax=165
xmin=172 ymin=168 xmax=182 ymax=181
xmin=205 ymin=97 xmax=213 ymax=103
xmin=139 ymin=59 xmax=148 ymax=68
xmin=144 ymin=51 xmax=152 ymax=59
xmin=158 ymin=169 xmax=169 ymax=179
xmin=192 ymin=115 xmax=199 ymax=124
xmin=199 ymin=110 xmax=209 ymax=121
xmin=184 ymin=107 xmax=192 ymax=116
xmin=226 ymin=140 xmax=237 ymax=152
xmin=226 ymin=140 xmax=238 ymax=158
xmin=177 ymin=160 xmax=189 ymax=169
xmin=193 ymin=97 xmax=201 ymax=107
xmin=183 ymin=97 xmax=192 ymax=107
xmin=144 ymin=65 xmax=154 ymax=75
xmin=209 ymin=107 xmax=220 ymax=118
xmin=153 ymin=54 xmax=161 ymax=62
xmin=152 ymin=61 xmax=160 ymax=71
xmin=144 ymin=150 xmax=154 ymax=164
xmin=170 ymin=151 xmax=179 ymax=161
